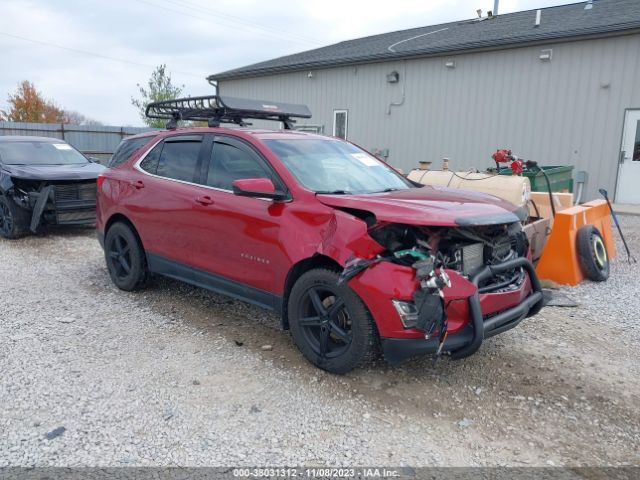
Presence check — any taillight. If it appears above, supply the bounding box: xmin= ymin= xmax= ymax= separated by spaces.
xmin=96 ymin=175 xmax=105 ymax=189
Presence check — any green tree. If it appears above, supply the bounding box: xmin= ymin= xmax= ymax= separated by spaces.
xmin=131 ymin=64 xmax=184 ymax=128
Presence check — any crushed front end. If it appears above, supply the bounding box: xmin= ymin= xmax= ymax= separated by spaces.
xmin=7 ymin=178 xmax=98 ymax=232
xmin=343 ymin=222 xmax=545 ymax=364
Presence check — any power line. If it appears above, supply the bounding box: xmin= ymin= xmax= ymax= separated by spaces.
xmin=0 ymin=31 xmax=205 ymax=79
xmin=159 ymin=0 xmax=321 ymax=45
xmin=164 ymin=0 xmax=319 ymax=43
xmin=133 ymin=0 xmax=320 ymax=47
xmin=152 ymin=0 xmax=321 ymax=45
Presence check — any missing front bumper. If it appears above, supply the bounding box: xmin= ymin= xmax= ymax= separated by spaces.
xmin=28 ymin=183 xmax=97 ymax=232
xmin=381 ymin=257 xmax=545 ymax=365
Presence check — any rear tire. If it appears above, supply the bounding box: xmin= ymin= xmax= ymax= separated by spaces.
xmin=288 ymin=268 xmax=378 ymax=374
xmin=0 ymin=195 xmax=30 ymax=239
xmin=576 ymin=225 xmax=609 ymax=282
xmin=104 ymin=222 xmax=148 ymax=291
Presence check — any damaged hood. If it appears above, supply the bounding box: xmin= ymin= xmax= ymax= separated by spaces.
xmin=1 ymin=162 xmax=105 ymax=181
xmin=317 ymin=186 xmax=526 ymax=227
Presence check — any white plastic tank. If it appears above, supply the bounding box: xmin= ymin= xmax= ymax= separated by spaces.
xmin=407 ymin=169 xmax=531 ymax=209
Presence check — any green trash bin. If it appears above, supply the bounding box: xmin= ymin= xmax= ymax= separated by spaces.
xmin=497 ymin=165 xmax=574 ymax=193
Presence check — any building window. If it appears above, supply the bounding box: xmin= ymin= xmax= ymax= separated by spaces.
xmin=333 ymin=110 xmax=348 ymax=140
xmin=294 ymin=124 xmax=324 ymax=134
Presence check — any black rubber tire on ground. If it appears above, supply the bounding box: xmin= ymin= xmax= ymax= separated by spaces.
xmin=0 ymin=195 xmax=30 ymax=239
xmin=104 ymin=222 xmax=148 ymax=291
xmin=576 ymin=224 xmax=610 ymax=282
xmin=288 ymin=268 xmax=379 ymax=374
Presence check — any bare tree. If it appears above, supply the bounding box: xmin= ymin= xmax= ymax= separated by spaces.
xmin=63 ymin=110 xmax=104 ymax=126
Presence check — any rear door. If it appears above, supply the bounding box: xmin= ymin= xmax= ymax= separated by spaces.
xmin=193 ymin=135 xmax=290 ymax=295
xmin=128 ymin=134 xmax=209 ymax=266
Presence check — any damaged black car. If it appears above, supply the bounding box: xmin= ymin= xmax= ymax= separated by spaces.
xmin=0 ymin=136 xmax=105 ymax=239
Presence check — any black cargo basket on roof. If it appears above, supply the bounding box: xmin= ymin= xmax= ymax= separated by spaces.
xmin=145 ymin=95 xmax=312 ymax=130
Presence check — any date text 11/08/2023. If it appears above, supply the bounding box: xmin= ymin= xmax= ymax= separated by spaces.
xmin=232 ymin=467 xmax=403 ymax=478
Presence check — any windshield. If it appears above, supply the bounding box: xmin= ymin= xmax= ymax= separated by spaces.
xmin=264 ymin=138 xmax=412 ymax=194
xmin=0 ymin=141 xmax=89 ymax=165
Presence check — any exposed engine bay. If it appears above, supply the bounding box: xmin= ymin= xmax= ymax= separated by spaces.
xmin=339 ymin=220 xmax=530 ymax=358
xmin=4 ymin=177 xmax=98 ymax=232
xmin=344 ymin=221 xmax=529 ymax=287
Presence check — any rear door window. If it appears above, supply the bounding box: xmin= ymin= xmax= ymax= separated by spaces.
xmin=152 ymin=135 xmax=202 ymax=182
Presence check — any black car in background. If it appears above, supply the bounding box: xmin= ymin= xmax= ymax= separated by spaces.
xmin=0 ymin=136 xmax=105 ymax=238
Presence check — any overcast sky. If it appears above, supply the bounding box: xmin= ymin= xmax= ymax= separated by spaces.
xmin=1 ymin=0 xmax=577 ymax=126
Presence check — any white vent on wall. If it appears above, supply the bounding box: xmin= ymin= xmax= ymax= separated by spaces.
xmin=539 ymin=49 xmax=553 ymax=61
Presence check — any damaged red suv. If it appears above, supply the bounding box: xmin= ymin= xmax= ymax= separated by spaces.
xmin=96 ymin=96 xmax=544 ymax=373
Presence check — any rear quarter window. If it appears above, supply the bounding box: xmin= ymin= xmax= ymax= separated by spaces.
xmin=108 ymin=137 xmax=154 ymax=168
xmin=139 ymin=143 xmax=163 ymax=174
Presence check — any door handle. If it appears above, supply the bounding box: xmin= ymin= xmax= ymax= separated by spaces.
xmin=195 ymin=195 xmax=214 ymax=206
xmin=130 ymin=180 xmax=145 ymax=189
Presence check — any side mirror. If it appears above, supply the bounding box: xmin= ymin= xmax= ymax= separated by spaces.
xmin=87 ymin=156 xmax=101 ymax=164
xmin=232 ymin=178 xmax=286 ymax=200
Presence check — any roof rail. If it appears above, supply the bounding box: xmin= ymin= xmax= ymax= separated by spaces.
xmin=145 ymin=95 xmax=312 ymax=130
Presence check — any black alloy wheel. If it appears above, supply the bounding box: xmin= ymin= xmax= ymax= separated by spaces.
xmin=288 ymin=268 xmax=378 ymax=374
xmin=104 ymin=222 xmax=148 ymax=291
xmin=298 ymin=285 xmax=353 ymax=359
xmin=108 ymin=233 xmax=133 ymax=280
xmin=0 ymin=200 xmax=14 ymax=237
xmin=0 ymin=195 xmax=29 ymax=239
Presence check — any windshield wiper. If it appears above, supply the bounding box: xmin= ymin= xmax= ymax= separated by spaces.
xmin=369 ymin=187 xmax=402 ymax=193
xmin=315 ymin=190 xmax=352 ymax=195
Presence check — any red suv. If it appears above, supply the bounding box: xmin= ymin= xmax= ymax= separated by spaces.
xmin=96 ymin=96 xmax=544 ymax=373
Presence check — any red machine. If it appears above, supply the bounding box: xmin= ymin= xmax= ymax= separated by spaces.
xmin=492 ymin=148 xmax=525 ymax=175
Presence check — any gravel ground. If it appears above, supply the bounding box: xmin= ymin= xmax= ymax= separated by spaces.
xmin=1 ymin=218 xmax=639 ymax=467
xmin=561 ymin=215 xmax=640 ymax=342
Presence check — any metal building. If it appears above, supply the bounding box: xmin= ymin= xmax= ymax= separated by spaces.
xmin=209 ymin=0 xmax=640 ymax=203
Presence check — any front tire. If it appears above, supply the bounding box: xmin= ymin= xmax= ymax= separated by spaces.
xmin=104 ymin=222 xmax=148 ymax=291
xmin=288 ymin=268 xmax=378 ymax=374
xmin=0 ymin=195 xmax=30 ymax=239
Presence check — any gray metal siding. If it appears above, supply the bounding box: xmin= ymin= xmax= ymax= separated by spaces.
xmin=219 ymin=34 xmax=640 ymax=201
xmin=0 ymin=122 xmax=153 ymax=164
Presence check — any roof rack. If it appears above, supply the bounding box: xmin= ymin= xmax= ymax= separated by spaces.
xmin=145 ymin=95 xmax=312 ymax=130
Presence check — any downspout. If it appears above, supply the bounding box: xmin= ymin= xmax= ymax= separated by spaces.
xmin=387 ymin=61 xmax=407 ymax=115
xmin=207 ymin=77 xmax=219 ymax=94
